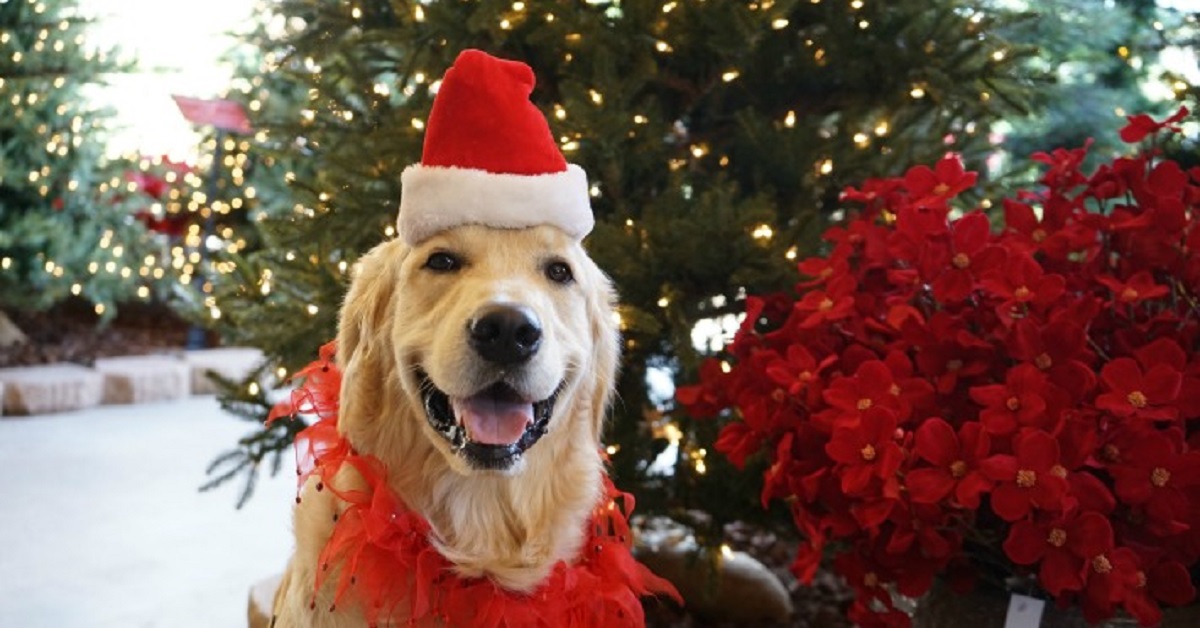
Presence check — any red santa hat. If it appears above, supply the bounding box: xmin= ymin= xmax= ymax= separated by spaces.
xmin=398 ymin=49 xmax=593 ymax=245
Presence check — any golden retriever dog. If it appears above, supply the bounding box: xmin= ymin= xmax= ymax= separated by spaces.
xmin=269 ymin=222 xmax=620 ymax=626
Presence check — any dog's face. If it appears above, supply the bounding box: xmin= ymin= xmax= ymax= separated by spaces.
xmin=368 ymin=224 xmax=617 ymax=475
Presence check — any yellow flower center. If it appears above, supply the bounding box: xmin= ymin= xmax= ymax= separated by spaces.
xmin=933 ymin=183 xmax=950 ymax=196
xmin=1050 ymin=465 xmax=1068 ymax=479
xmin=1048 ymin=528 xmax=1067 ymax=547
xmin=1016 ymin=469 xmax=1037 ymax=488
xmin=863 ymin=571 xmax=879 ymax=588
xmin=1034 ymin=353 xmax=1052 ymax=370
xmin=952 ymin=253 xmax=970 ymax=269
xmin=1032 ymin=229 xmax=1047 ymax=243
xmin=889 ymin=384 xmax=901 ymax=396
xmin=1092 ymin=555 xmax=1113 ymax=574
xmin=1102 ymin=444 xmax=1121 ymax=463
xmin=1151 ymin=467 xmax=1171 ymax=488
xmin=819 ymin=297 xmax=834 ymax=311
xmin=1120 ymin=287 xmax=1139 ymax=302
xmin=1014 ymin=286 xmax=1031 ymax=300
xmin=1127 ymin=390 xmax=1147 ymax=409
xmin=1006 ymin=396 xmax=1021 ymax=411
xmin=861 ymin=444 xmax=877 ymax=461
xmin=857 ymin=398 xmax=873 ymax=411
xmin=950 ymin=460 xmax=967 ymax=479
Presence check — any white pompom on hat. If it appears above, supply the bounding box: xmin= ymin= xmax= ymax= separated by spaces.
xmin=398 ymin=49 xmax=594 ymax=245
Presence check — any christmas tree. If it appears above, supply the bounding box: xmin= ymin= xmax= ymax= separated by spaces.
xmin=199 ymin=0 xmax=1046 ymax=524
xmin=1000 ymin=0 xmax=1195 ymax=164
xmin=0 ymin=0 xmax=167 ymax=319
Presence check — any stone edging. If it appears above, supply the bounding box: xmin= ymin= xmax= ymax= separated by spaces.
xmin=0 ymin=347 xmax=264 ymax=416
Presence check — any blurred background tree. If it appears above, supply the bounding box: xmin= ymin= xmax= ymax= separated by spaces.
xmin=0 ymin=0 xmax=170 ymax=320
xmin=999 ymin=0 xmax=1196 ymax=168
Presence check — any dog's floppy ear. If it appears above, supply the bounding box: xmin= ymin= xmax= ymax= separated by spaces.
xmin=583 ymin=259 xmax=621 ymax=442
xmin=336 ymin=239 xmax=407 ymax=431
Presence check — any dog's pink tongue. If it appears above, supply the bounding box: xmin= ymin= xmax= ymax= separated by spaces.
xmin=453 ymin=396 xmax=533 ymax=445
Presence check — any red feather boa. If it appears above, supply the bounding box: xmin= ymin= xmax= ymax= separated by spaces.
xmin=271 ymin=342 xmax=681 ymax=627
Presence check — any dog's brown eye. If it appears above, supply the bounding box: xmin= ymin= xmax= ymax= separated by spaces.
xmin=424 ymin=252 xmax=461 ymax=272
xmin=545 ymin=261 xmax=574 ymax=284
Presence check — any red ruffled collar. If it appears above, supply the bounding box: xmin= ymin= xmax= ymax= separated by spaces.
xmin=272 ymin=342 xmax=680 ymax=626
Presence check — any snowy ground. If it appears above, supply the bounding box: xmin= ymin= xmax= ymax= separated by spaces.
xmin=0 ymin=396 xmax=296 ymax=628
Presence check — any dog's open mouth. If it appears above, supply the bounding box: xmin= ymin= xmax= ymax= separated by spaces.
xmin=419 ymin=371 xmax=559 ymax=470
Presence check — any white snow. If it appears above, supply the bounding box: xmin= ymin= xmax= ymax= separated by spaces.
xmin=0 ymin=396 xmax=296 ymax=627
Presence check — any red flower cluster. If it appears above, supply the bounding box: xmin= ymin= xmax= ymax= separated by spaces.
xmin=678 ymin=108 xmax=1200 ymax=627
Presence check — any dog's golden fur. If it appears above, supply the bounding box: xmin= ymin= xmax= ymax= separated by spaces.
xmin=271 ymin=225 xmax=620 ymax=627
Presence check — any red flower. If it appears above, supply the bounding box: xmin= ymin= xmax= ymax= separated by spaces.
xmin=1108 ymin=429 xmax=1200 ymax=533
xmin=1003 ymin=510 xmax=1114 ymax=596
xmin=1031 ymin=142 xmax=1091 ymax=189
xmin=821 ymin=360 xmax=907 ymax=429
xmin=980 ymin=430 xmax=1068 ymax=521
xmin=931 ymin=212 xmax=1001 ymax=303
xmin=908 ymin=312 xmax=993 ymax=395
xmin=1123 ymin=560 xmax=1197 ymax=627
xmin=765 ymin=344 xmax=835 ymax=405
xmin=796 ymin=252 xmax=850 ymax=288
xmin=1096 ymin=271 xmax=1169 ymax=307
xmin=882 ymin=502 xmax=959 ymax=561
xmin=713 ymin=420 xmax=763 ymax=470
xmin=836 ymin=552 xmax=909 ymax=628
xmin=978 ymin=250 xmax=1066 ymax=324
xmin=825 ymin=407 xmax=904 ymax=496
xmin=788 ymin=506 xmax=828 ymax=583
xmin=1094 ymin=357 xmax=1181 ymax=422
xmin=763 ymin=427 xmax=829 ymax=507
xmin=1080 ymin=547 xmax=1141 ymax=625
xmin=906 ymin=418 xmax=992 ymax=509
xmin=793 ymin=275 xmax=856 ymax=329
xmin=1002 ymin=198 xmax=1050 ymax=251
xmin=903 ymin=154 xmax=977 ymax=209
xmin=1119 ymin=106 xmax=1189 ymax=143
xmin=969 ymin=364 xmax=1052 ymax=436
xmin=839 ymin=176 xmax=906 ymax=210
xmin=675 ymin=358 xmax=731 ymax=418
xmin=1006 ymin=318 xmax=1095 ymax=402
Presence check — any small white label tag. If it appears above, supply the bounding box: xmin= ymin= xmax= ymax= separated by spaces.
xmin=1004 ymin=593 xmax=1045 ymax=628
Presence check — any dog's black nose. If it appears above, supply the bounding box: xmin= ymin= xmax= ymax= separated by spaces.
xmin=468 ymin=305 xmax=543 ymax=365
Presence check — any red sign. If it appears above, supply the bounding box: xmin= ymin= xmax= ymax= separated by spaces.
xmin=172 ymin=95 xmax=252 ymax=134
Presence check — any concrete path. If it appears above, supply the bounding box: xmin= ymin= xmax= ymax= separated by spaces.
xmin=0 ymin=396 xmax=296 ymax=628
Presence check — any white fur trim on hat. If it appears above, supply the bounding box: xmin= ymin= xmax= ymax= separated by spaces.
xmin=398 ymin=163 xmax=594 ymax=245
